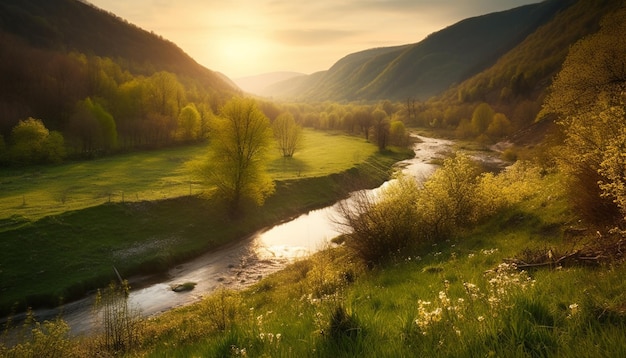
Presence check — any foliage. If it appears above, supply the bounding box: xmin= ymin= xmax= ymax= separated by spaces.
xmin=371 ymin=108 xmax=390 ymax=150
xmin=68 ymin=98 xmax=117 ymax=155
xmin=0 ymin=310 xmax=75 ymax=358
xmin=339 ymin=154 xmax=545 ymax=264
xmin=92 ymin=281 xmax=143 ymax=354
xmin=416 ymin=153 xmax=483 ymax=240
xmin=543 ymin=6 xmax=626 ymax=227
xmin=8 ymin=117 xmax=66 ymax=164
xmin=201 ymin=288 xmax=242 ymax=332
xmin=471 ymin=103 xmax=494 ymax=135
xmin=176 ymin=104 xmax=202 ymax=142
xmin=388 ymin=120 xmax=409 ymax=147
xmin=272 ymin=112 xmax=302 ymax=157
xmin=202 ymin=98 xmax=275 ymax=214
xmin=337 ymin=176 xmax=421 ymax=265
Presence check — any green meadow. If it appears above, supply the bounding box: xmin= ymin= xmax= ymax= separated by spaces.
xmin=0 ymin=130 xmax=378 ymax=224
xmin=0 ymin=130 xmax=403 ymax=315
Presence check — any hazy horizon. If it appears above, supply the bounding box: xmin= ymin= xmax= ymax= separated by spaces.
xmin=88 ymin=0 xmax=539 ymax=79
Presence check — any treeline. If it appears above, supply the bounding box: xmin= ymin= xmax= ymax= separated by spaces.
xmin=261 ymin=100 xmax=412 ymax=151
xmin=0 ymin=32 xmax=414 ymax=166
xmin=0 ymin=32 xmax=237 ymax=164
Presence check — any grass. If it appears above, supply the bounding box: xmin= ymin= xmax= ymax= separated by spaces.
xmin=99 ymin=171 xmax=626 ymax=357
xmin=4 ymin=159 xmax=626 ymax=356
xmin=0 ymin=129 xmax=377 ymax=225
xmin=0 ymin=131 xmax=406 ymax=315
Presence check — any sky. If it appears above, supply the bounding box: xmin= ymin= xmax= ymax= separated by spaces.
xmin=87 ymin=0 xmax=539 ymax=79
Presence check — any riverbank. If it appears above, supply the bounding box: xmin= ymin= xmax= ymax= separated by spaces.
xmin=0 ymin=147 xmax=412 ymax=317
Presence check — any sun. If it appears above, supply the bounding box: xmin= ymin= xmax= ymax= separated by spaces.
xmin=215 ymin=34 xmax=269 ymax=77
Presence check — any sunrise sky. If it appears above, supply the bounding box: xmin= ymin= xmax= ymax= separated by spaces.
xmin=88 ymin=0 xmax=539 ymax=79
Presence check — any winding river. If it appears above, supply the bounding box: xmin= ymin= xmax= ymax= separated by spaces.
xmin=26 ymin=135 xmax=453 ymax=336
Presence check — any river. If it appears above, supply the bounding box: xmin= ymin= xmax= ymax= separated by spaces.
xmin=19 ymin=135 xmax=453 ymax=336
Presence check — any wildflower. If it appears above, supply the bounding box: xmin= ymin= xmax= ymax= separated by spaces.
xmin=569 ymin=303 xmax=579 ymax=317
xmin=477 ymin=315 xmax=485 ymax=322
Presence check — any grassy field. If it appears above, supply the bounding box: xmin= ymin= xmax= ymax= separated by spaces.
xmin=0 ymin=130 xmax=404 ymax=315
xmin=113 ymin=171 xmax=626 ymax=357
xmin=0 ymin=129 xmax=377 ymax=225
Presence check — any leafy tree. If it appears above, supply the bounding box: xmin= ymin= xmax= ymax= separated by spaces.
xmin=44 ymin=131 xmax=67 ymax=164
xmin=205 ymin=98 xmax=275 ymax=214
xmin=389 ymin=120 xmax=409 ymax=147
xmin=9 ymin=117 xmax=66 ymax=164
xmin=471 ymin=103 xmax=495 ymax=135
xmin=196 ymin=102 xmax=216 ymax=140
xmin=354 ymin=108 xmax=372 ymax=140
xmin=372 ymin=109 xmax=390 ymax=151
xmin=416 ymin=153 xmax=482 ymax=240
xmin=487 ymin=113 xmax=513 ymax=139
xmin=176 ymin=103 xmax=201 ymax=142
xmin=273 ymin=112 xmax=302 ymax=158
xmin=542 ymin=7 xmax=626 ymax=225
xmin=68 ymin=98 xmax=117 ymax=154
xmin=144 ymin=71 xmax=184 ymax=118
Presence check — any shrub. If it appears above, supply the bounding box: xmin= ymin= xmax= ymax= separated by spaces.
xmin=416 ymin=153 xmax=482 ymax=241
xmin=337 ymin=176 xmax=421 ymax=265
xmin=92 ymin=281 xmax=143 ymax=354
xmin=201 ymin=288 xmax=241 ymax=331
xmin=0 ymin=313 xmax=74 ymax=358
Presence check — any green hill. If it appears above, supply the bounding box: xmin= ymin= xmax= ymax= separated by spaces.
xmin=265 ymin=0 xmax=574 ymax=102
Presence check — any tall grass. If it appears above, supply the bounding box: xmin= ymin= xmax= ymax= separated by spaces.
xmin=104 ymin=169 xmax=626 ymax=357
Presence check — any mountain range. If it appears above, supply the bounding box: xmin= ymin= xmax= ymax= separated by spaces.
xmin=0 ymin=0 xmax=620 ymax=116
xmin=262 ymin=0 xmax=576 ymax=102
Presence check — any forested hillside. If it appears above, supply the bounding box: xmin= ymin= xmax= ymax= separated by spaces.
xmin=0 ymin=0 xmax=240 ymax=163
xmin=429 ymin=0 xmax=622 ymax=135
xmin=264 ymin=0 xmax=573 ymax=102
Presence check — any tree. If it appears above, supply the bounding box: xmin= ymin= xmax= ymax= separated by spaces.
xmin=273 ymin=112 xmax=302 ymax=157
xmin=205 ymin=98 xmax=275 ymax=214
xmin=68 ymin=98 xmax=117 ymax=154
xmin=416 ymin=153 xmax=482 ymax=240
xmin=471 ymin=103 xmax=494 ymax=135
xmin=354 ymin=108 xmax=372 ymax=140
xmin=9 ymin=117 xmax=66 ymax=164
xmin=176 ymin=103 xmax=201 ymax=142
xmin=487 ymin=113 xmax=512 ymax=139
xmin=389 ymin=120 xmax=409 ymax=147
xmin=372 ymin=109 xmax=390 ymax=150
xmin=542 ymin=7 xmax=626 ymax=225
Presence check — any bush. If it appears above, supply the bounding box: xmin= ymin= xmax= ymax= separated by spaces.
xmin=416 ymin=153 xmax=482 ymax=241
xmin=0 ymin=313 xmax=75 ymax=358
xmin=337 ymin=176 xmax=421 ymax=265
xmin=338 ymin=154 xmax=545 ymax=265
xmin=92 ymin=281 xmax=143 ymax=354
